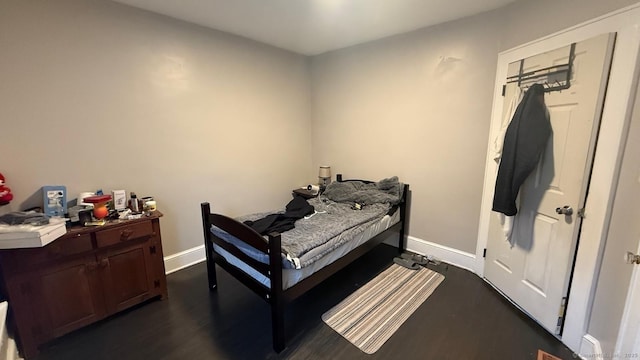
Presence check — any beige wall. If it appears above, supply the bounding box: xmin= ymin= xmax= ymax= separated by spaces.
xmin=1 ymin=0 xmax=638 ymax=304
xmin=310 ymin=0 xmax=639 ymax=254
xmin=1 ymin=0 xmax=639 ymax=352
xmin=0 ymin=0 xmax=633 ymax=258
xmin=500 ymin=0 xmax=640 ymax=51
xmin=0 ymin=0 xmax=312 ymax=256
xmin=311 ymin=13 xmax=503 ymax=253
xmin=310 ymin=0 xmax=639 ymax=352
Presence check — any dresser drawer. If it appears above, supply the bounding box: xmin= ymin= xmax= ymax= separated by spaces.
xmin=0 ymin=233 xmax=93 ymax=272
xmin=47 ymin=233 xmax=94 ymax=257
xmin=95 ymin=221 xmax=154 ymax=248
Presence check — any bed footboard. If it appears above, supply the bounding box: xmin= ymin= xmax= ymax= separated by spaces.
xmin=201 ymin=203 xmax=218 ymax=290
xmin=201 ymin=202 xmax=276 ymax=294
xmin=201 ymin=202 xmax=286 ymax=351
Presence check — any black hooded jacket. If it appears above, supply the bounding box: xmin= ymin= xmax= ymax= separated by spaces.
xmin=492 ymin=84 xmax=551 ymax=216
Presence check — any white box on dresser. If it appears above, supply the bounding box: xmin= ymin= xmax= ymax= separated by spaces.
xmin=0 ymin=220 xmax=66 ymax=249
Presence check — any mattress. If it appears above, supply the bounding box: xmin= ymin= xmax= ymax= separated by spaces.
xmin=213 ymin=209 xmax=400 ymax=290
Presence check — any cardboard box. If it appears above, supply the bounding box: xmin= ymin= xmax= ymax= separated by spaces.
xmin=537 ymin=350 xmax=562 ymax=360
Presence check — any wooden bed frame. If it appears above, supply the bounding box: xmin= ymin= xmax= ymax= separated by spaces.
xmin=200 ymin=175 xmax=410 ymax=353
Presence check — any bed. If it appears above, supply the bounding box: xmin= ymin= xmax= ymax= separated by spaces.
xmin=200 ymin=174 xmax=410 ymax=352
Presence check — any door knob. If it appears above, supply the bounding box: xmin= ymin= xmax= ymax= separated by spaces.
xmin=556 ymin=206 xmax=573 ymax=216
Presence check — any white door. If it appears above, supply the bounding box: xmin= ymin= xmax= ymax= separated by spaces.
xmin=484 ymin=33 xmax=615 ymax=334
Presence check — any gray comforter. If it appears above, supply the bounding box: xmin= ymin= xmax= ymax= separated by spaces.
xmin=212 ymin=177 xmax=403 ymax=269
xmin=321 ymin=176 xmax=403 ymax=205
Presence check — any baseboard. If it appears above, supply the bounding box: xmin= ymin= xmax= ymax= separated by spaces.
xmin=165 ymin=237 xmax=477 ymax=275
xmin=163 ymin=245 xmax=206 ymax=274
xmin=578 ymin=334 xmax=602 ymax=360
xmin=406 ymin=236 xmax=477 ymax=272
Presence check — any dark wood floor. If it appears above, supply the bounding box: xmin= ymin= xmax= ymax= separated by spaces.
xmin=34 ymin=244 xmax=576 ymax=360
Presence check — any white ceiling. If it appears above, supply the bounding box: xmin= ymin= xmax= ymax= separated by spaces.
xmin=111 ymin=0 xmax=518 ymax=55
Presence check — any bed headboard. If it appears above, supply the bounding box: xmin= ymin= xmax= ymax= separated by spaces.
xmin=335 ymin=174 xmax=375 ymax=184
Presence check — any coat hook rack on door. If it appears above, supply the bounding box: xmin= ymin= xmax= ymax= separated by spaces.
xmin=505 ymin=42 xmax=576 ymax=93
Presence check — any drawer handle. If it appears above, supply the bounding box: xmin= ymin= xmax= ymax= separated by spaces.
xmin=120 ymin=229 xmax=134 ymax=241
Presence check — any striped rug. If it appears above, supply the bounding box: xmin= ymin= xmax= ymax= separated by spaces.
xmin=322 ymin=263 xmax=445 ymax=354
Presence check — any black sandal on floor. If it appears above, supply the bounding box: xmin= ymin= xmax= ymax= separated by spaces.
xmin=393 ymin=257 xmax=420 ymax=270
xmin=400 ymin=252 xmax=429 ymax=266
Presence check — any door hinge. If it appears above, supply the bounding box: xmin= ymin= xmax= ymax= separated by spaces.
xmin=502 ymin=84 xmax=506 ymax=96
xmin=483 ymin=248 xmax=487 ymax=258
xmin=555 ymin=296 xmax=567 ymax=335
xmin=577 ymin=208 xmax=586 ymax=218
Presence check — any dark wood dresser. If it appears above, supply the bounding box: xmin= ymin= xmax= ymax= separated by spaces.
xmin=0 ymin=212 xmax=168 ymax=359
